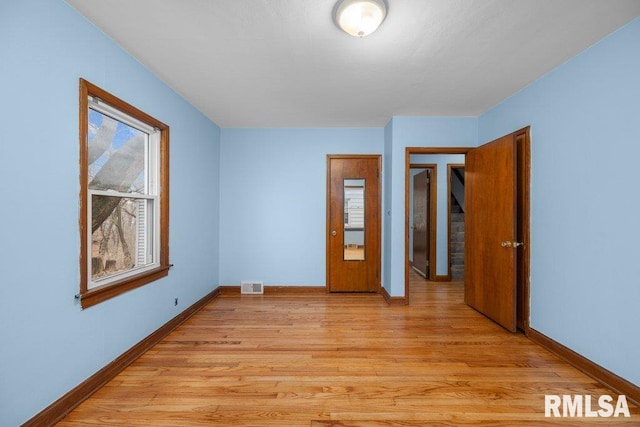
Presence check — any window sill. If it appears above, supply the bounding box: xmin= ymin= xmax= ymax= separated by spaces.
xmin=79 ymin=265 xmax=171 ymax=309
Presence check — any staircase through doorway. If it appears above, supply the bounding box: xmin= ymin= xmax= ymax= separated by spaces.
xmin=450 ymin=194 xmax=465 ymax=281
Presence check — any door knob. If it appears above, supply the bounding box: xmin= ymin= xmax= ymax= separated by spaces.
xmin=513 ymin=241 xmax=524 ymax=248
xmin=331 ymin=230 xmax=337 ymax=236
xmin=501 ymin=241 xmax=512 ymax=248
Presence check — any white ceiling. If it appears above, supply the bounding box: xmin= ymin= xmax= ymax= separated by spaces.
xmin=66 ymin=0 xmax=640 ymax=128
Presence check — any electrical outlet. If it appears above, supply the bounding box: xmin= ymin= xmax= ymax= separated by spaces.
xmin=174 ymin=297 xmax=178 ymax=306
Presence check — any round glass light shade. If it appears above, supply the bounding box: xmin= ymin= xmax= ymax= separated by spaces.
xmin=334 ymin=0 xmax=387 ymax=37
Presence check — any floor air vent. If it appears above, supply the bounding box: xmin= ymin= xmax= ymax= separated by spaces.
xmin=241 ymin=281 xmax=264 ymax=294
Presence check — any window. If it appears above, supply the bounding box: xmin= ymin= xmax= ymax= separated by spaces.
xmin=79 ymin=79 xmax=170 ymax=308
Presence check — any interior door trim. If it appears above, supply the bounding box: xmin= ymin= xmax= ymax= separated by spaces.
xmin=515 ymin=127 xmax=531 ymax=333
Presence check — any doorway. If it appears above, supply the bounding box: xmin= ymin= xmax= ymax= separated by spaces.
xmin=408 ymin=154 xmax=464 ymax=283
xmin=404 ymin=128 xmax=530 ymax=333
xmin=326 ymin=155 xmax=381 ymax=293
xmin=404 ymin=148 xmax=469 ymax=303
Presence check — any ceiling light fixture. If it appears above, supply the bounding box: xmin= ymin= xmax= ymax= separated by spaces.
xmin=334 ymin=0 xmax=387 ymax=38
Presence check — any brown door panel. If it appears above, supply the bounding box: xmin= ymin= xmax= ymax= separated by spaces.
xmin=465 ymin=135 xmax=517 ymax=331
xmin=327 ymin=155 xmax=381 ymax=292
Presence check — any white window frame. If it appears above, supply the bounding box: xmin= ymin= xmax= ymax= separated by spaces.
xmin=86 ymin=100 xmax=161 ymax=289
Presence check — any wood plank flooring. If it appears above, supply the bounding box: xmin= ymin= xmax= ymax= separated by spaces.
xmin=57 ymin=272 xmax=639 ymax=426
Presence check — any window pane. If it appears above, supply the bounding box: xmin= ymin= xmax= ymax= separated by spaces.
xmin=91 ymin=195 xmax=154 ymax=283
xmin=344 ymin=179 xmax=365 ymax=261
xmin=88 ymin=109 xmax=147 ymax=194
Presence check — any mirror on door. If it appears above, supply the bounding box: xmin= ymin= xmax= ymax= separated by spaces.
xmin=344 ymin=179 xmax=365 ymax=261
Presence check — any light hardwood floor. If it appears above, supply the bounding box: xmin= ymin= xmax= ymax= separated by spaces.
xmin=58 ymin=272 xmax=639 ymax=426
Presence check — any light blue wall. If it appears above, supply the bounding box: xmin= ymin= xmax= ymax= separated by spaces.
xmin=409 ymin=155 xmax=465 ymax=276
xmin=3 ymin=1 xmax=638 ymax=424
xmin=386 ymin=117 xmax=478 ymax=295
xmin=479 ymin=17 xmax=640 ymax=386
xmin=0 ymin=1 xmax=221 ymax=425
xmin=219 ymin=128 xmax=383 ymax=286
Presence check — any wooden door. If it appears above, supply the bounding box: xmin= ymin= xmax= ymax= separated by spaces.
xmin=464 ymin=134 xmax=517 ymax=331
xmin=412 ymin=170 xmax=430 ymax=278
xmin=327 ymin=155 xmax=381 ymax=292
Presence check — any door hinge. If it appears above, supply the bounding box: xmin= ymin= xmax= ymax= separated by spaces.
xmin=377 ymin=169 xmax=380 ymax=178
